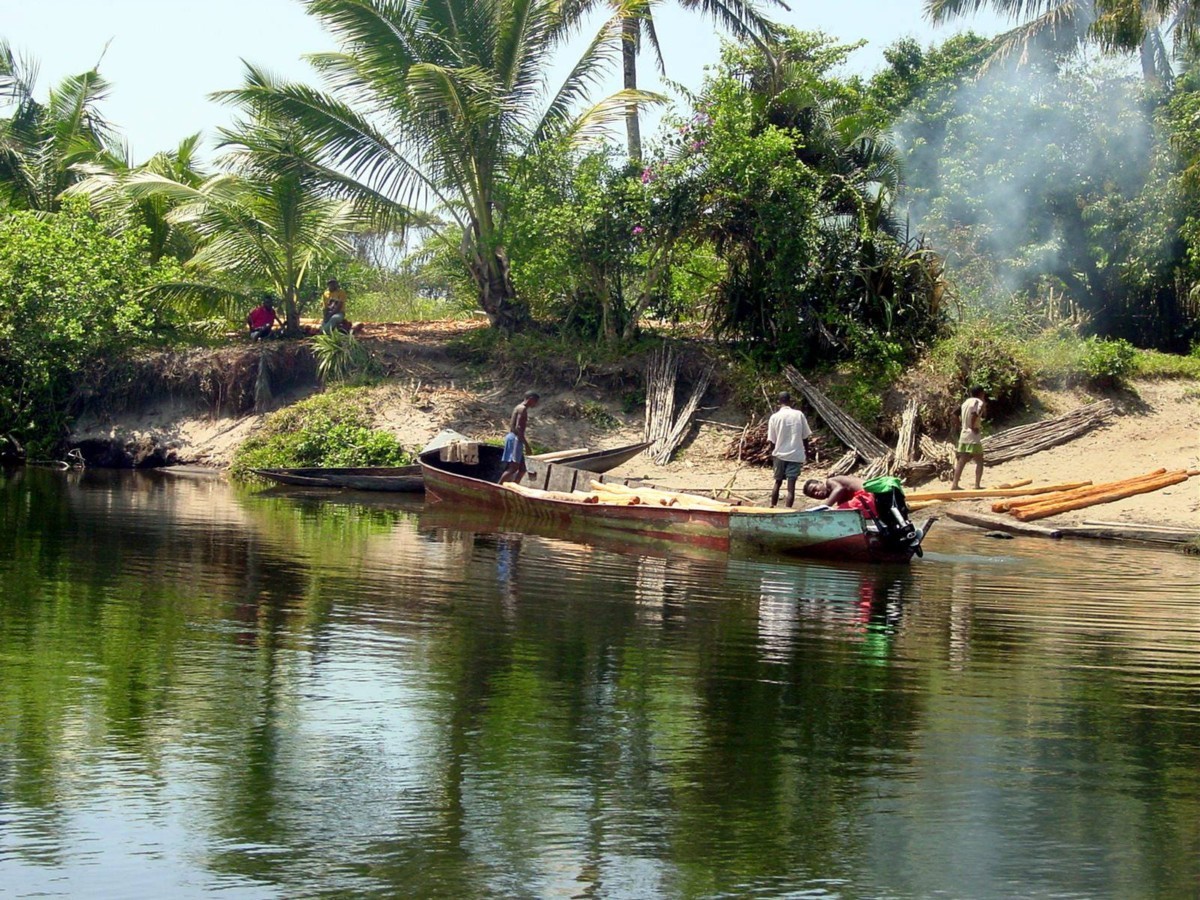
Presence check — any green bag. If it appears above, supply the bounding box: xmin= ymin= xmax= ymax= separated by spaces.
xmin=863 ymin=476 xmax=903 ymax=495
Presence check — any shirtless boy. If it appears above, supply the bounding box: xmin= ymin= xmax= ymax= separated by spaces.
xmin=498 ymin=391 xmax=539 ymax=484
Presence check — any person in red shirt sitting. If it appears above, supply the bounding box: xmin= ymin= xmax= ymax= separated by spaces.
xmin=246 ymin=294 xmax=279 ymax=340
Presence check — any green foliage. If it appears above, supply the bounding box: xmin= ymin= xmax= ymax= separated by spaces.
xmin=1130 ymin=347 xmax=1200 ymax=379
xmin=312 ymin=331 xmax=382 ymax=384
xmin=1079 ymin=336 xmax=1137 ymax=387
xmin=0 ymin=198 xmax=180 ymax=452
xmin=928 ymin=320 xmax=1031 ymax=416
xmin=655 ymin=32 xmax=948 ymax=366
xmin=579 ymin=400 xmax=619 ymax=430
xmin=229 ymin=388 xmax=411 ymax=481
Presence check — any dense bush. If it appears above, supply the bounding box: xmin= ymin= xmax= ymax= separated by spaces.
xmin=0 ymin=199 xmax=181 ymax=453
xmin=1079 ymin=337 xmax=1136 ymax=388
xmin=928 ymin=321 xmax=1031 ymax=418
xmin=229 ymin=388 xmax=411 ymax=481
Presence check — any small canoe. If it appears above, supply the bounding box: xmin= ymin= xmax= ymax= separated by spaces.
xmin=419 ymin=445 xmax=931 ymax=563
xmin=251 ymin=441 xmax=651 ymax=492
xmin=252 ymin=465 xmax=424 ymax=492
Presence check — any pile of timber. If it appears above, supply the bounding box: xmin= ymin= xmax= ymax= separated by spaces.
xmin=722 ymin=420 xmax=773 ymax=465
xmin=643 ymin=348 xmax=714 ymax=465
xmin=982 ymin=400 xmax=1115 ymax=465
xmin=992 ymin=468 xmax=1196 ymax=521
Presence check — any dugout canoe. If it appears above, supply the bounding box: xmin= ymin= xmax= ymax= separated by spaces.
xmin=419 ymin=445 xmax=931 ymax=563
xmin=251 ymin=441 xmax=651 ymax=492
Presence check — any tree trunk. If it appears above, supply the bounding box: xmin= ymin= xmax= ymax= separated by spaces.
xmin=284 ymin=285 xmax=302 ymax=336
xmin=622 ymin=16 xmax=642 ymax=164
xmin=469 ymin=246 xmax=526 ymax=332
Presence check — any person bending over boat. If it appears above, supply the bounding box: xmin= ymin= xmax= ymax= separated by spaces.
xmin=767 ymin=391 xmax=813 ymax=508
xmin=498 ymin=391 xmax=540 ymax=484
xmin=802 ymin=475 xmax=864 ymax=508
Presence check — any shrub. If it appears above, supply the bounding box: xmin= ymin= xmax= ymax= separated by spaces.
xmin=230 ymin=388 xmax=411 ymax=481
xmin=928 ymin=321 xmax=1031 ymax=418
xmin=313 ymin=331 xmax=382 ymax=384
xmin=1079 ymin=337 xmax=1136 ymax=388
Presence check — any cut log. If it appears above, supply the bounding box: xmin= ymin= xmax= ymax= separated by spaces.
xmin=982 ymin=400 xmax=1115 ymax=465
xmin=1011 ymin=471 xmax=1190 ymax=521
xmin=945 ymin=510 xmax=1063 ymax=538
xmin=996 ymin=479 xmax=1033 ymax=490
xmin=906 ymin=481 xmax=1092 ymax=502
xmin=782 ymin=366 xmax=889 ymax=458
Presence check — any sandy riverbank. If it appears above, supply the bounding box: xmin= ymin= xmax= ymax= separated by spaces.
xmin=70 ymin=321 xmax=1199 ymax=531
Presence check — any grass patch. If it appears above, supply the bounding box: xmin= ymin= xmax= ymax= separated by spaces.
xmin=230 ymin=387 xmax=412 ymax=482
xmin=1131 ymin=348 xmax=1200 ymax=380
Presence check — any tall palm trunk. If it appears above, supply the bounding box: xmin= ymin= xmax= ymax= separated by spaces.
xmin=622 ymin=15 xmax=642 ymax=163
xmin=284 ymin=285 xmax=301 ymax=335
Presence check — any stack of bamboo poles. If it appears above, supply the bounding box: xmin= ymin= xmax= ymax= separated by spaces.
xmin=991 ymin=468 xmax=1195 ymax=521
xmin=982 ymin=400 xmax=1115 ymax=465
xmin=642 ymin=348 xmax=714 ymax=465
xmin=783 ymin=365 xmax=890 ymax=459
xmin=643 ymin=348 xmax=677 ymax=455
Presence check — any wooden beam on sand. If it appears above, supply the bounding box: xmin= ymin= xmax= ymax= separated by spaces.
xmin=906 ymin=481 xmax=1092 ymax=502
xmin=982 ymin=400 xmax=1115 ymax=465
xmin=1055 ymin=525 xmax=1199 ymax=544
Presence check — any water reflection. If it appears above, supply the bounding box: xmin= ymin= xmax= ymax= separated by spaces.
xmin=0 ymin=470 xmax=1198 ymax=897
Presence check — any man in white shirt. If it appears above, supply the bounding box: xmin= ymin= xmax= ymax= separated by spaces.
xmin=951 ymin=386 xmax=986 ymax=490
xmin=767 ymin=391 xmax=813 ymax=508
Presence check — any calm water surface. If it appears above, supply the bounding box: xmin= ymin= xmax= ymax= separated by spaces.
xmin=1 ymin=468 xmax=1198 ymax=898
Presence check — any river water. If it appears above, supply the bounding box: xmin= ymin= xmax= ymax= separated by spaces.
xmin=1 ymin=468 xmax=1197 ymax=898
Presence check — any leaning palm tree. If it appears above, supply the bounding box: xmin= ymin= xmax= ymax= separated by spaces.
xmin=0 ymin=40 xmax=118 ymax=211
xmin=584 ymin=0 xmax=788 ymax=161
xmin=925 ymin=0 xmax=1199 ymax=81
xmin=118 ymin=118 xmax=363 ymax=333
xmin=215 ymin=0 xmax=649 ymax=331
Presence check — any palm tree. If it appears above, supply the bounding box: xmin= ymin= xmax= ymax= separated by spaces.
xmin=215 ymin=0 xmax=648 ymax=331
xmin=0 ymin=41 xmax=118 ymax=211
xmin=116 ymin=118 xmax=363 ymax=333
xmin=71 ymin=133 xmax=209 ymax=262
xmin=925 ymin=0 xmax=1200 ymax=81
xmin=588 ymin=0 xmax=788 ymax=161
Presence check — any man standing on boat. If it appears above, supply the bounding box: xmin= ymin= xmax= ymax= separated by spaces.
xmin=499 ymin=391 xmax=540 ymax=484
xmin=767 ymin=391 xmax=813 ymax=508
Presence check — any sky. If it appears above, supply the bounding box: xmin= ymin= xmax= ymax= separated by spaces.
xmin=1 ymin=0 xmax=1010 ymax=160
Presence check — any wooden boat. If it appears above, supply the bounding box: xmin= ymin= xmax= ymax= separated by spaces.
xmin=251 ymin=465 xmax=424 ymax=491
xmin=419 ymin=445 xmax=932 ymax=563
xmin=250 ymin=441 xmax=650 ymax=492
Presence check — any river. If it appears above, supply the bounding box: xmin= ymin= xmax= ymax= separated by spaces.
xmin=1 ymin=468 xmax=1197 ymax=898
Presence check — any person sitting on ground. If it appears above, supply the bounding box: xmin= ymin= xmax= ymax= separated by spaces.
xmin=767 ymin=391 xmax=813 ymax=508
xmin=246 ymin=294 xmax=279 ymax=340
xmin=319 ymin=278 xmax=348 ymax=334
xmin=802 ymin=475 xmax=865 ymax=508
xmin=951 ymin=385 xmax=987 ymax=491
xmin=498 ymin=391 xmax=539 ymax=485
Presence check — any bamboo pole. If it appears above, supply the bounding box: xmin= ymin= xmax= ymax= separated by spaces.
xmin=906 ymin=481 xmax=1092 ymax=502
xmin=1012 ymin=471 xmax=1190 ymax=521
xmin=782 ymin=365 xmax=890 ymax=458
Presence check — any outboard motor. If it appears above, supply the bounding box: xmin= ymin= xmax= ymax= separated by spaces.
xmin=863 ymin=476 xmax=925 ymax=557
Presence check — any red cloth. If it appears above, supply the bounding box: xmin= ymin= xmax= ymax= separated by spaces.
xmin=835 ymin=490 xmax=878 ymax=518
xmin=248 ymin=306 xmax=277 ymax=329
